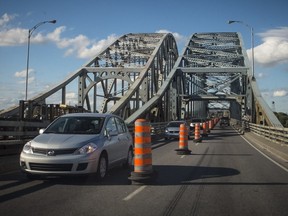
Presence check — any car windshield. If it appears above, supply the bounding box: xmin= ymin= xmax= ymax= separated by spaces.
xmin=167 ymin=122 xmax=185 ymax=127
xmin=44 ymin=116 xmax=105 ymax=134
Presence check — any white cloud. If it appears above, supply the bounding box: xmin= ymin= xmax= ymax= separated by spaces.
xmin=0 ymin=27 xmax=27 ymax=46
xmin=14 ymin=68 xmax=35 ymax=84
xmin=273 ymin=90 xmax=288 ymax=97
xmin=156 ymin=29 xmax=187 ymax=48
xmin=78 ymin=34 xmax=118 ymax=59
xmin=15 ymin=69 xmax=28 ymax=78
xmin=252 ymin=27 xmax=288 ymax=67
xmin=0 ymin=14 xmax=118 ymax=60
xmin=0 ymin=13 xmax=15 ymax=26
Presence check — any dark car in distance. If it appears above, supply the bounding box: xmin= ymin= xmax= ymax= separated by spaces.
xmin=164 ymin=121 xmax=192 ymax=140
xmin=220 ymin=116 xmax=230 ymax=127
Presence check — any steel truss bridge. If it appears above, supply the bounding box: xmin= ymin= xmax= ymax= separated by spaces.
xmin=0 ymin=32 xmax=283 ymax=128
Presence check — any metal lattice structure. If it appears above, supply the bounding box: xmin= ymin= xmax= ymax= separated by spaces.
xmin=78 ymin=33 xmax=179 ymax=123
xmin=0 ymin=32 xmax=283 ymax=127
xmin=176 ymin=32 xmax=248 ymax=120
xmin=0 ymin=33 xmax=179 ymax=124
xmin=176 ymin=32 xmax=282 ymax=127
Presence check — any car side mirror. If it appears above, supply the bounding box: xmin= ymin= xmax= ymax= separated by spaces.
xmin=39 ymin=128 xmax=45 ymax=134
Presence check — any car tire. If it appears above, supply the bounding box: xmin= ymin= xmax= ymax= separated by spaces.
xmin=96 ymin=154 xmax=108 ymax=181
xmin=123 ymin=147 xmax=133 ymax=169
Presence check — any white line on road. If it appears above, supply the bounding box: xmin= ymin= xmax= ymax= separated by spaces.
xmin=181 ymin=155 xmax=185 ymax=158
xmin=123 ymin=185 xmax=147 ymax=201
xmin=241 ymin=135 xmax=288 ymax=173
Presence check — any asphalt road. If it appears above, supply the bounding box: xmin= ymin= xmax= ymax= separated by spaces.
xmin=1 ymin=126 xmax=288 ymax=216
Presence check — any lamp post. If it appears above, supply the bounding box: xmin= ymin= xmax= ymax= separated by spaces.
xmin=228 ymin=20 xmax=255 ymax=80
xmin=25 ymin=19 xmax=56 ymax=101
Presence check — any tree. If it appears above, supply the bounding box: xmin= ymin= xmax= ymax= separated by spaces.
xmin=274 ymin=112 xmax=288 ymax=127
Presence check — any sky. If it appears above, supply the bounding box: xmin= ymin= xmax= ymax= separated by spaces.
xmin=0 ymin=0 xmax=288 ymax=114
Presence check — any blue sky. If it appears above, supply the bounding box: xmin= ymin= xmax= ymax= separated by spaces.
xmin=1 ymin=0 xmax=288 ymax=113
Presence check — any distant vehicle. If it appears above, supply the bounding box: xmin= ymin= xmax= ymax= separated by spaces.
xmin=20 ymin=113 xmax=133 ymax=181
xmin=220 ymin=116 xmax=230 ymax=127
xmin=190 ymin=118 xmax=205 ymax=129
xmin=164 ymin=120 xmax=192 ymax=140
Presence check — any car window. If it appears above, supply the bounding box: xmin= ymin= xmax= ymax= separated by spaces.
xmin=115 ymin=117 xmax=127 ymax=134
xmin=90 ymin=119 xmax=104 ymax=133
xmin=45 ymin=117 xmax=104 ymax=134
xmin=44 ymin=117 xmax=67 ymax=133
xmin=106 ymin=117 xmax=118 ymax=134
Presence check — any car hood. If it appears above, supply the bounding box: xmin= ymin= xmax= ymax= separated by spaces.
xmin=32 ymin=133 xmax=101 ymax=149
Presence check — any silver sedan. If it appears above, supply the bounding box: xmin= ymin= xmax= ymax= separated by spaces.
xmin=20 ymin=113 xmax=133 ymax=180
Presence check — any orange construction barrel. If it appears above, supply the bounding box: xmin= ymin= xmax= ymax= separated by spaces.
xmin=193 ymin=123 xmax=202 ymax=142
xmin=175 ymin=123 xmax=191 ymax=155
xmin=129 ymin=119 xmax=157 ymax=184
xmin=202 ymin=121 xmax=208 ymax=137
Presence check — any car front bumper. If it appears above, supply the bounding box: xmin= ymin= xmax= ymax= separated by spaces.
xmin=20 ymin=152 xmax=100 ymax=176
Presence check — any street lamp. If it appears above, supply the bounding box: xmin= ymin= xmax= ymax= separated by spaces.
xmin=228 ymin=20 xmax=255 ymax=80
xmin=25 ymin=19 xmax=57 ymax=101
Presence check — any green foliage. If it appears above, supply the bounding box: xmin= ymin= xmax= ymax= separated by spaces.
xmin=274 ymin=112 xmax=288 ymax=127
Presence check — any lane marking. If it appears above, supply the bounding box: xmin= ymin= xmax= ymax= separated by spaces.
xmin=181 ymin=155 xmax=185 ymax=159
xmin=123 ymin=185 xmax=147 ymax=201
xmin=241 ymin=135 xmax=288 ymax=173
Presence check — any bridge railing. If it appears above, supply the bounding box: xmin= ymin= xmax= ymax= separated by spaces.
xmin=0 ymin=119 xmax=50 ymax=140
xmin=248 ymin=123 xmax=288 ymax=145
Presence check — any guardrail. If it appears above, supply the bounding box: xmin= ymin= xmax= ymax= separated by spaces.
xmin=0 ymin=119 xmax=50 ymax=140
xmin=248 ymin=123 xmax=288 ymax=145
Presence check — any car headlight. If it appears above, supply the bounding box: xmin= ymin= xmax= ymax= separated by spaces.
xmin=23 ymin=141 xmax=33 ymax=154
xmin=76 ymin=143 xmax=98 ymax=155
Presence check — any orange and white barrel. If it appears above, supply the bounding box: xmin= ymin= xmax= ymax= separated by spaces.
xmin=202 ymin=121 xmax=208 ymax=137
xmin=193 ymin=123 xmax=202 ymax=142
xmin=129 ymin=119 xmax=156 ymax=184
xmin=133 ymin=119 xmax=152 ymax=173
xmin=175 ymin=123 xmax=191 ymax=155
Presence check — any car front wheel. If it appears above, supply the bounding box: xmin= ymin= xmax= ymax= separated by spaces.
xmin=96 ymin=154 xmax=108 ymax=181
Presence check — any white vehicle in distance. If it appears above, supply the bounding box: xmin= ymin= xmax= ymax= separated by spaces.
xmin=20 ymin=113 xmax=133 ymax=181
xmin=190 ymin=118 xmax=205 ymax=130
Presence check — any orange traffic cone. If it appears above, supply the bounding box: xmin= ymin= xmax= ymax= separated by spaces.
xmin=129 ymin=119 xmax=157 ymax=184
xmin=202 ymin=121 xmax=208 ymax=137
xmin=193 ymin=123 xmax=202 ymax=142
xmin=175 ymin=123 xmax=191 ymax=155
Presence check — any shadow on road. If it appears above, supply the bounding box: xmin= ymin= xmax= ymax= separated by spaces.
xmin=1 ymin=164 xmax=287 ymax=204
xmin=153 ymin=165 xmax=240 ymax=185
